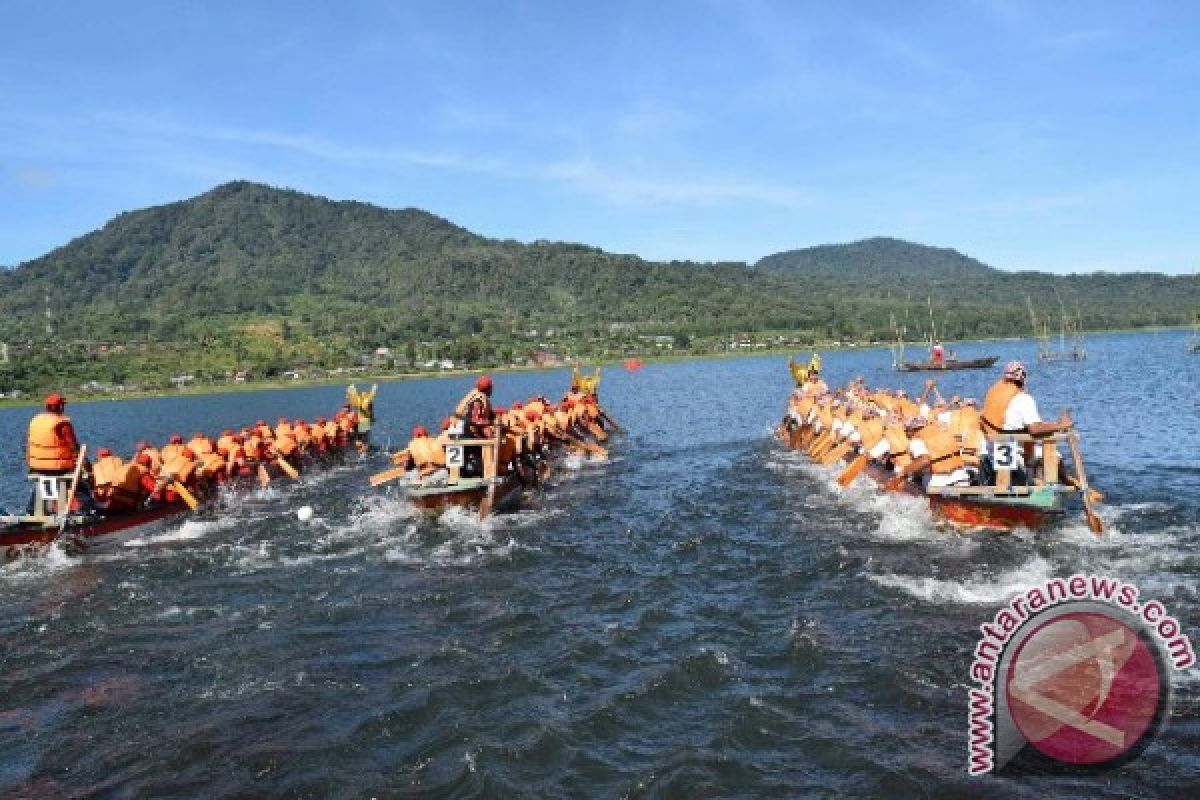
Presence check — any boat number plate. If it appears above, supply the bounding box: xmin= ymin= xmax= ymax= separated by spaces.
xmin=446 ymin=445 xmax=465 ymax=467
xmin=993 ymin=440 xmax=1019 ymax=470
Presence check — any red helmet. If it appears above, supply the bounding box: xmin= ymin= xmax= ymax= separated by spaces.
xmin=135 ymin=452 xmax=152 ymax=467
xmin=256 ymin=420 xmax=266 ymax=427
xmin=441 ymin=417 xmax=455 ymax=431
xmin=192 ymin=432 xmax=205 ymax=440
xmin=181 ymin=448 xmax=195 ymax=460
xmin=45 ymin=393 xmax=65 ymax=410
xmin=135 ymin=440 xmax=150 ymax=451
xmin=217 ymin=445 xmax=230 ymax=456
xmin=97 ymin=447 xmax=113 ymax=458
xmin=278 ymin=417 xmax=288 ymax=424
xmin=493 ymin=406 xmax=507 ymax=416
xmin=512 ymin=401 xmax=523 ymax=410
xmin=476 ymin=376 xmax=493 ymax=393
xmin=169 ymin=434 xmax=183 ymax=445
xmin=413 ymin=425 xmax=429 ymax=437
xmin=525 ymin=410 xmax=539 ymax=422
xmin=221 ymin=428 xmax=234 ymax=437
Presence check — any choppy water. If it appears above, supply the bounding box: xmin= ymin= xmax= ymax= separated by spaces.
xmin=1 ymin=330 xmax=1197 ymax=797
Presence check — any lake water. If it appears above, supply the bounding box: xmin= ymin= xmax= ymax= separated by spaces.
xmin=1 ymin=330 xmax=1197 ymax=797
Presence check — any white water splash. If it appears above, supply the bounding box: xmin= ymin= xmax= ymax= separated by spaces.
xmin=124 ymin=516 xmax=240 ymax=548
xmin=868 ymin=555 xmax=1056 ymax=605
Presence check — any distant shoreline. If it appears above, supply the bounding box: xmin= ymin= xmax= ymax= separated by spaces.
xmin=0 ymin=325 xmax=1190 ymax=409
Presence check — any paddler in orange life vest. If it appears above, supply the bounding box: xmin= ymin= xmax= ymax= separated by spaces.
xmin=980 ymin=361 xmax=1072 ymax=481
xmin=454 ymin=376 xmax=495 ymax=477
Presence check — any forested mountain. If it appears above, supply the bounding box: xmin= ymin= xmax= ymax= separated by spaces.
xmin=0 ymin=181 xmax=1196 ymax=392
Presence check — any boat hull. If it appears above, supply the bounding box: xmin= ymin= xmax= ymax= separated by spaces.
xmin=895 ymin=356 xmax=998 ymax=372
xmin=863 ymin=464 xmax=1064 ymax=532
xmin=1 ymin=500 xmax=195 ymax=561
xmin=406 ymin=474 xmax=524 ymax=515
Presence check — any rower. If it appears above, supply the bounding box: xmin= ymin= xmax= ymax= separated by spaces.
xmin=160 ymin=434 xmax=185 ymax=465
xmin=26 ymin=393 xmax=89 ymax=516
xmin=888 ymin=417 xmax=971 ymax=491
xmin=403 ymin=425 xmax=448 ymax=483
xmin=94 ymin=448 xmax=161 ymax=511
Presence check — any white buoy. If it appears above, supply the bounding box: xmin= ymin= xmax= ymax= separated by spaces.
xmin=296 ymin=505 xmax=314 ymax=522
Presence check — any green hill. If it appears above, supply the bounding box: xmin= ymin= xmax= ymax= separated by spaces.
xmin=0 ymin=181 xmax=1196 ymax=393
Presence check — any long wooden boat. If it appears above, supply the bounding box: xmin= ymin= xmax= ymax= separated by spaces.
xmin=1 ymin=498 xmax=198 ymax=561
xmin=407 ymin=473 xmax=525 ymax=516
xmin=2 ymin=440 xmax=360 ymax=562
xmin=779 ymin=422 xmax=1093 ymax=533
xmin=862 ymin=464 xmax=1068 ymax=532
xmin=894 ymin=356 xmax=998 ymax=372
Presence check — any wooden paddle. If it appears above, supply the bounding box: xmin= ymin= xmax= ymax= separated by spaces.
xmin=54 ymin=445 xmax=88 ymax=539
xmin=257 ymin=463 xmax=271 ymax=489
xmin=573 ymin=435 xmax=608 ymax=459
xmin=586 ymin=421 xmax=609 ymax=441
xmin=275 ymin=457 xmax=300 ymax=480
xmin=171 ymin=479 xmax=200 ymax=511
xmin=837 ymin=454 xmax=869 ymax=487
xmin=600 ymin=410 xmax=624 ymax=433
xmin=1066 ymin=431 xmax=1104 ymax=535
xmin=820 ymin=441 xmax=853 ymax=466
xmin=369 ymin=465 xmax=409 ymax=487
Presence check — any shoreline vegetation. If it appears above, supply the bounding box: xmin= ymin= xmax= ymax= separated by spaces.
xmin=0 ymin=325 xmax=1188 ymax=410
xmin=3 ymin=183 xmax=1196 ymax=405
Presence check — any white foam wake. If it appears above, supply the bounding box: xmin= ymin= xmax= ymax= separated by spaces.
xmin=868 ymin=556 xmax=1056 ymax=605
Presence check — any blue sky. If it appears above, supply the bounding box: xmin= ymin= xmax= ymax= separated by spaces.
xmin=2 ymin=0 xmax=1198 ymax=273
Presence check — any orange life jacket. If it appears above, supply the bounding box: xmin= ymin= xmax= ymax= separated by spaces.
xmin=97 ymin=461 xmax=147 ymax=509
xmin=409 ymin=435 xmax=446 ymax=474
xmin=915 ymin=424 xmax=965 ymax=475
xmin=275 ymin=434 xmax=298 ymax=457
xmin=189 ymin=436 xmax=214 ymax=456
xmin=162 ymin=452 xmax=197 ymax=484
xmin=859 ymin=417 xmax=885 ymax=450
xmin=138 ymin=446 xmax=163 ymax=474
xmin=27 ymin=412 xmax=78 ymax=471
xmin=981 ymin=379 xmax=1021 ymax=436
xmin=883 ymin=423 xmax=909 ymax=457
xmin=92 ymin=455 xmax=126 ymax=492
xmin=160 ymin=443 xmax=184 ymax=464
xmin=275 ymin=422 xmax=293 ymax=440
xmin=217 ymin=435 xmax=237 ymax=453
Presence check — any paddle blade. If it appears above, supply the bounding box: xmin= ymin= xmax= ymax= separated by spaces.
xmin=257 ymin=464 xmax=270 ymax=488
xmin=837 ymin=454 xmax=868 ymax=487
xmin=276 ymin=457 xmax=300 ymax=480
xmin=172 ymin=480 xmax=199 ymax=511
xmin=369 ymin=465 xmax=408 ymax=487
xmin=1087 ymin=509 xmax=1104 ymax=535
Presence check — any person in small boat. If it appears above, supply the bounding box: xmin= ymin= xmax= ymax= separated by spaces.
xmin=931 ymin=341 xmax=945 ymax=365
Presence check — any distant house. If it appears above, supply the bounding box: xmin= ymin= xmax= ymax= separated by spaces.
xmin=438 ymin=359 xmax=456 ymax=370
xmin=282 ymin=370 xmax=302 ymax=380
xmin=233 ymin=370 xmax=249 ymax=383
xmin=171 ymin=374 xmax=195 ymax=388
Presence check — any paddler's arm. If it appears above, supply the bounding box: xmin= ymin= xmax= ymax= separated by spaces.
xmin=885 ymin=455 xmax=931 ymax=490
xmin=1026 ymin=411 xmax=1073 ymax=437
